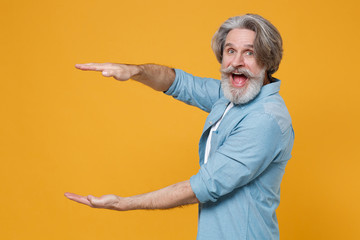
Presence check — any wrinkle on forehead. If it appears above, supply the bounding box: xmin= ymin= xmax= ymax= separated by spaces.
xmin=225 ymin=29 xmax=256 ymax=48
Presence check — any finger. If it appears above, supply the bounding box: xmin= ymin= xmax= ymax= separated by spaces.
xmin=101 ymin=69 xmax=118 ymax=78
xmin=64 ymin=192 xmax=92 ymax=207
xmin=75 ymin=63 xmax=111 ymax=72
xmin=75 ymin=63 xmax=103 ymax=71
xmin=102 ymin=70 xmax=112 ymax=77
xmin=103 ymin=69 xmax=131 ymax=81
xmin=87 ymin=195 xmax=100 ymax=206
xmin=87 ymin=195 xmax=108 ymax=208
xmin=87 ymin=194 xmax=120 ymax=209
xmin=101 ymin=69 xmax=126 ymax=80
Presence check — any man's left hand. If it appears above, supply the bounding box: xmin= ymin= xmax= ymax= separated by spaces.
xmin=64 ymin=192 xmax=125 ymax=210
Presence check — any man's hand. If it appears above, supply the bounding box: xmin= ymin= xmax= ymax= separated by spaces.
xmin=75 ymin=62 xmax=175 ymax=91
xmin=64 ymin=192 xmax=128 ymax=210
xmin=75 ymin=63 xmax=139 ymax=81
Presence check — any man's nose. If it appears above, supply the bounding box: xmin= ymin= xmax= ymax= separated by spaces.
xmin=231 ymin=53 xmax=245 ymax=68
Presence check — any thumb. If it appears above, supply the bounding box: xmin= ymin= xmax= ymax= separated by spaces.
xmin=87 ymin=195 xmax=101 ymax=208
xmin=102 ymin=70 xmax=112 ymax=77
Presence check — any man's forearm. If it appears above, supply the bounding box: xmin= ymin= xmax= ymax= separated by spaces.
xmin=131 ymin=64 xmax=175 ymax=92
xmin=122 ymin=180 xmax=199 ymax=210
xmin=65 ymin=180 xmax=199 ymax=211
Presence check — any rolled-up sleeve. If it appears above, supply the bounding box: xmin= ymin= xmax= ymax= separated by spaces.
xmin=165 ymin=69 xmax=222 ymax=113
xmin=190 ymin=113 xmax=284 ymax=203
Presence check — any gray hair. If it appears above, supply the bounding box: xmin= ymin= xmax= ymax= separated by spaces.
xmin=212 ymin=14 xmax=283 ymax=79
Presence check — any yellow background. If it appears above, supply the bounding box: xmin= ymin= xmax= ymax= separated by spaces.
xmin=1 ymin=0 xmax=359 ymax=239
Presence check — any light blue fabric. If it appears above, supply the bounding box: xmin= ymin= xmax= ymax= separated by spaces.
xmin=165 ymin=69 xmax=294 ymax=240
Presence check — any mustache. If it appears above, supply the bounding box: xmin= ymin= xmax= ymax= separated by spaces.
xmin=220 ymin=66 xmax=255 ymax=78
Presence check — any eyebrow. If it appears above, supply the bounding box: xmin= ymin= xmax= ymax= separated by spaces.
xmin=224 ymin=43 xmax=254 ymax=48
xmin=224 ymin=43 xmax=235 ymax=48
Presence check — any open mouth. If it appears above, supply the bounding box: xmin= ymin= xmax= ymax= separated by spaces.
xmin=231 ymin=72 xmax=248 ymax=88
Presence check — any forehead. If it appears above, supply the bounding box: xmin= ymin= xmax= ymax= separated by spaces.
xmin=225 ymin=28 xmax=256 ymax=47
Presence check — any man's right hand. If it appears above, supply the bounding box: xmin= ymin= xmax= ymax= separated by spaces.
xmin=75 ymin=62 xmax=175 ymax=92
xmin=75 ymin=63 xmax=140 ymax=81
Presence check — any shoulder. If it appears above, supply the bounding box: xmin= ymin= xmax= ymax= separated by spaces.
xmin=232 ymin=94 xmax=292 ymax=134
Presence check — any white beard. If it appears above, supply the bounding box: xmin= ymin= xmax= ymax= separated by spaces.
xmin=220 ymin=66 xmax=266 ymax=105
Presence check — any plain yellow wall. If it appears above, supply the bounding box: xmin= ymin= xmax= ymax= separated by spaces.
xmin=1 ymin=0 xmax=360 ymax=239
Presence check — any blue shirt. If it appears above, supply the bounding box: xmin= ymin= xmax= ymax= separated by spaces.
xmin=165 ymin=69 xmax=294 ymax=240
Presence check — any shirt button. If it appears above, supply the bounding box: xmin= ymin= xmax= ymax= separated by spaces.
xmin=209 ymin=121 xmax=213 ymax=124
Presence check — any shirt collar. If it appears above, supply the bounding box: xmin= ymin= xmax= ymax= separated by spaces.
xmin=255 ymin=78 xmax=281 ymax=100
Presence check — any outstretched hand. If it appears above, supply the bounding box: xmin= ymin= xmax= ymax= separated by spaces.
xmin=75 ymin=63 xmax=140 ymax=81
xmin=64 ymin=192 xmax=125 ymax=210
xmin=75 ymin=62 xmax=175 ymax=91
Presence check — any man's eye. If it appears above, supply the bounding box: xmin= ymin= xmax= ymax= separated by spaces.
xmin=245 ymin=51 xmax=254 ymax=56
xmin=227 ymin=49 xmax=235 ymax=54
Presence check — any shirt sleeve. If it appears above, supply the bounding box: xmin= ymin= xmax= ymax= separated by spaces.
xmin=190 ymin=112 xmax=284 ymax=203
xmin=164 ymin=69 xmax=222 ymax=113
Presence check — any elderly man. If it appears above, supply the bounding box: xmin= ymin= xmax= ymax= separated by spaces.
xmin=65 ymin=14 xmax=294 ymax=240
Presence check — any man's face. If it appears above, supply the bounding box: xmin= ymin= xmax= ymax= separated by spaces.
xmin=220 ymin=28 xmax=266 ymax=104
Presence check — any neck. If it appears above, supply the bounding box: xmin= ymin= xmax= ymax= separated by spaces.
xmin=263 ymin=74 xmax=270 ymax=86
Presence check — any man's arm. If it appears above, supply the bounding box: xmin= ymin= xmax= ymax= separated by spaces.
xmin=64 ymin=180 xmax=199 ymax=211
xmin=75 ymin=63 xmax=175 ymax=92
